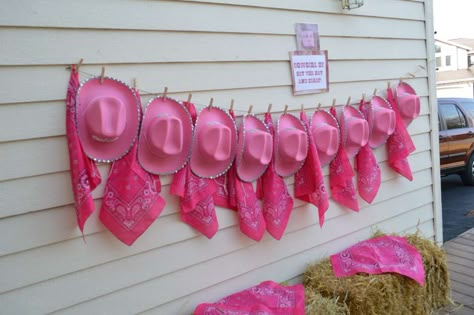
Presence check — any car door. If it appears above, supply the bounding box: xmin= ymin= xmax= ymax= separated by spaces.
xmin=438 ymin=111 xmax=450 ymax=169
xmin=438 ymin=102 xmax=472 ymax=170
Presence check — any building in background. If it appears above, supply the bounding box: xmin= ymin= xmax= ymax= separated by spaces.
xmin=435 ymin=38 xmax=474 ymax=98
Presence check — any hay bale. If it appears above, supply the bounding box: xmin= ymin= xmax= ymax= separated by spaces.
xmin=303 ymin=232 xmax=451 ymax=315
xmin=305 ymin=288 xmax=349 ymax=315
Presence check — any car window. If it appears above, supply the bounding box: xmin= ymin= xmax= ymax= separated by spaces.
xmin=460 ymin=102 xmax=474 ymax=118
xmin=439 ymin=103 xmax=467 ymax=129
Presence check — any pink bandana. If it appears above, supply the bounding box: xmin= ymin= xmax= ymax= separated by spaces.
xmin=386 ymin=87 xmax=416 ymax=181
xmin=170 ymin=102 xmax=219 ymax=239
xmin=66 ymin=65 xmax=102 ymax=233
xmin=330 ymin=235 xmax=425 ymax=286
xmin=257 ymin=113 xmax=294 ymax=240
xmin=355 ymin=99 xmax=381 ymax=204
xmin=329 ymin=107 xmax=359 ymax=212
xmin=294 ymin=111 xmax=329 ymax=227
xmin=194 ymin=281 xmax=305 ymax=315
xmin=212 ymin=109 xmax=238 ymax=211
xmin=225 ymin=110 xmax=266 ymax=241
xmin=99 ymin=89 xmax=166 ymax=246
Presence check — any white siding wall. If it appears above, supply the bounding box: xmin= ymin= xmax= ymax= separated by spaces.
xmin=0 ymin=1 xmax=440 ymax=314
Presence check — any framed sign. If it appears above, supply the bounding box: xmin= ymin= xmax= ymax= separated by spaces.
xmin=289 ymin=50 xmax=329 ymax=95
xmin=295 ymin=23 xmax=320 ymax=51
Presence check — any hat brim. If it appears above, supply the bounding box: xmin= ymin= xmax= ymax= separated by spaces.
xmin=76 ymin=77 xmax=140 ymax=162
xmin=190 ymin=107 xmax=237 ymax=178
xmin=275 ymin=113 xmax=308 ymax=177
xmin=138 ymin=97 xmax=193 ymax=175
xmin=340 ymin=105 xmax=368 ymax=159
xmin=311 ymin=110 xmax=340 ymax=166
xmin=369 ymin=96 xmax=395 ymax=148
xmin=236 ymin=115 xmax=272 ymax=182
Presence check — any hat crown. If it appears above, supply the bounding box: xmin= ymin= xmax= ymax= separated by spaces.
xmin=146 ymin=115 xmax=183 ymax=157
xmin=279 ymin=128 xmax=308 ymax=162
xmin=313 ymin=124 xmax=339 ymax=156
xmin=85 ymin=96 xmax=126 ymax=142
xmin=398 ymin=93 xmax=420 ymax=119
xmin=200 ymin=122 xmax=232 ymax=161
xmin=346 ymin=117 xmax=369 ymax=147
xmin=244 ymin=129 xmax=272 ymax=165
xmin=373 ymin=107 xmax=396 ymax=134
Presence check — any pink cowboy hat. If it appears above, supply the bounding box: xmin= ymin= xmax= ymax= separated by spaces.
xmin=138 ymin=97 xmax=193 ymax=175
xmin=396 ymin=82 xmax=421 ymax=127
xmin=340 ymin=105 xmax=369 ymax=159
xmin=190 ymin=107 xmax=237 ymax=178
xmin=311 ymin=110 xmax=340 ymax=166
xmin=236 ymin=114 xmax=273 ymax=182
xmin=368 ymin=96 xmax=396 ymax=148
xmin=275 ymin=113 xmax=308 ymax=177
xmin=76 ymin=77 xmax=140 ymax=162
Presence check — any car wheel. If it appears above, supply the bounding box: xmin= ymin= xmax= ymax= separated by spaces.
xmin=461 ymin=154 xmax=474 ymax=186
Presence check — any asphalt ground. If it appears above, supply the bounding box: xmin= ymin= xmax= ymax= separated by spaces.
xmin=441 ymin=174 xmax=474 ymax=242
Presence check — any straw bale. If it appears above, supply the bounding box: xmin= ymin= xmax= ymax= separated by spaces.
xmin=303 ymin=232 xmax=451 ymax=315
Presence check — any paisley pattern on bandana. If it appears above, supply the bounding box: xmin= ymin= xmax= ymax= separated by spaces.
xmin=257 ymin=113 xmax=294 ymax=240
xmin=194 ymin=281 xmax=305 ymax=315
xmin=66 ymin=66 xmax=102 ymax=233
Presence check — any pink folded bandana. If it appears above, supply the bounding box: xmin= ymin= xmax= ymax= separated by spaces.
xmin=226 ymin=110 xmax=266 ymax=241
xmin=100 ymin=89 xmax=166 ymax=246
xmin=294 ymin=111 xmax=329 ymax=227
xmin=170 ymin=102 xmax=219 ymax=239
xmin=386 ymin=87 xmax=416 ymax=181
xmin=212 ymin=109 xmax=238 ymax=211
xmin=66 ymin=65 xmax=102 ymax=234
xmin=355 ymin=99 xmax=381 ymax=204
xmin=257 ymin=113 xmax=294 ymax=240
xmin=329 ymin=107 xmax=359 ymax=212
xmin=330 ymin=235 xmax=425 ymax=286
xmin=194 ymin=281 xmax=305 ymax=315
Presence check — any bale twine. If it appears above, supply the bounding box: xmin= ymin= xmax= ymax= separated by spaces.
xmin=303 ymin=232 xmax=451 ymax=315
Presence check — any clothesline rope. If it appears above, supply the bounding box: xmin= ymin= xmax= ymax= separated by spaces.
xmin=70 ymin=63 xmax=425 ymax=117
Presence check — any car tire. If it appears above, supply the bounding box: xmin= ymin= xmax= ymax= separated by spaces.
xmin=461 ymin=154 xmax=474 ymax=186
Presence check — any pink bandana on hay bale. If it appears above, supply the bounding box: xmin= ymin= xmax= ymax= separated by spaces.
xmin=294 ymin=111 xmax=329 ymax=227
xmin=386 ymin=85 xmax=417 ymax=181
xmin=194 ymin=281 xmax=306 ymax=315
xmin=329 ymin=107 xmax=359 ymax=212
xmin=257 ymin=113 xmax=294 ymax=240
xmin=66 ymin=66 xmax=102 ymax=233
xmin=99 ymin=89 xmax=166 ymax=246
xmin=330 ymin=235 xmax=425 ymax=286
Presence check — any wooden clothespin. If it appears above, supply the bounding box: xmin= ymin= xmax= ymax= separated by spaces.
xmin=267 ymin=103 xmax=272 ymax=113
xmin=230 ymin=99 xmax=234 ymax=111
xmin=317 ymin=102 xmax=321 ymax=110
xmin=300 ymin=104 xmax=304 ymax=113
xmin=248 ymin=104 xmax=253 ymax=114
xmin=331 ymin=98 xmax=336 ymax=109
xmin=284 ymin=104 xmax=288 ymax=114
xmin=186 ymin=93 xmax=192 ymax=104
xmin=387 ymin=81 xmax=391 ymax=90
xmin=362 ymin=93 xmax=366 ymax=102
xmin=133 ymin=78 xmax=137 ymax=89
xmin=100 ymin=66 xmax=105 ymax=84
xmin=77 ymin=58 xmax=84 ymax=70
xmin=373 ymin=88 xmax=377 ymax=96
xmin=208 ymin=97 xmax=214 ymax=110
xmin=346 ymin=96 xmax=351 ymax=106
xmin=162 ymin=86 xmax=168 ymax=99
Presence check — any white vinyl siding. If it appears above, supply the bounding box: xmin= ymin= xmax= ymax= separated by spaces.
xmin=0 ymin=0 xmax=439 ymax=314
